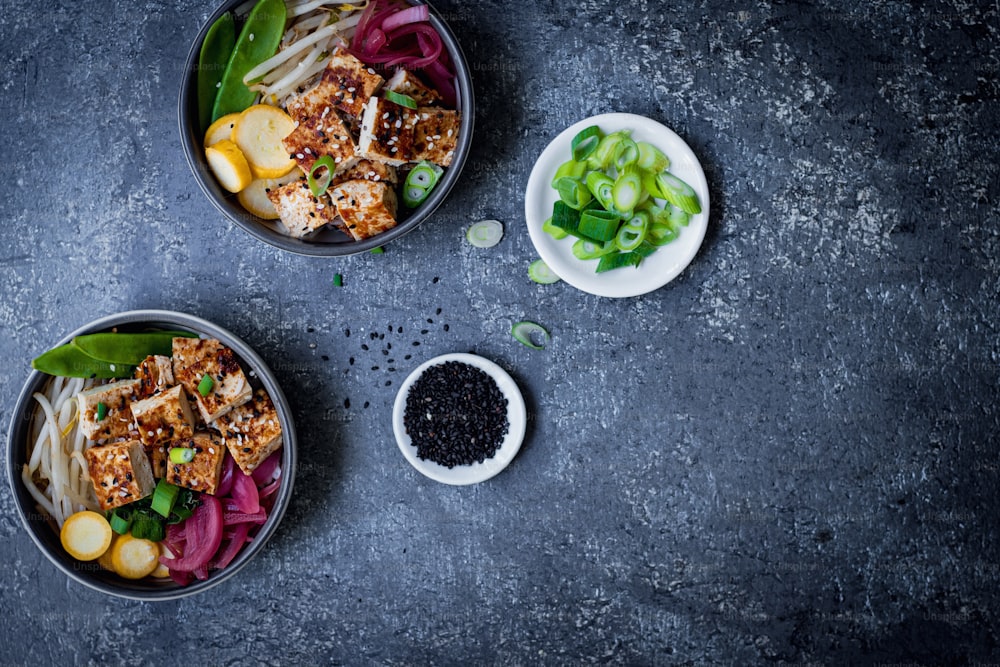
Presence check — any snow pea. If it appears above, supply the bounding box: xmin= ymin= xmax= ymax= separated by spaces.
xmin=31 ymin=344 xmax=130 ymax=379
xmin=198 ymin=12 xmax=236 ymax=134
xmin=72 ymin=332 xmax=197 ymax=365
xmin=211 ymin=0 xmax=287 ymax=122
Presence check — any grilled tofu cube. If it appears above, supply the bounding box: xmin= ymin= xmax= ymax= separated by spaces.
xmin=214 ymin=388 xmax=283 ymax=475
xmin=84 ymin=439 xmax=156 ymax=510
xmin=332 ymin=158 xmax=398 ymax=187
xmin=330 ymin=179 xmax=399 ymax=240
xmin=281 ymin=114 xmax=358 ymax=175
xmin=165 ymin=432 xmax=226 ymax=495
xmin=130 ymin=385 xmax=196 ymax=448
xmin=267 ymin=180 xmax=340 ymax=238
xmin=134 ymin=355 xmax=174 ymax=398
xmin=287 ymin=47 xmax=384 ymax=120
xmin=77 ymin=379 xmax=142 ymax=442
xmin=385 ymin=69 xmax=442 ymax=106
xmin=412 ymin=108 xmax=460 ymax=167
xmin=172 ymin=338 xmax=252 ymax=423
xmin=357 ymin=96 xmax=418 ymax=167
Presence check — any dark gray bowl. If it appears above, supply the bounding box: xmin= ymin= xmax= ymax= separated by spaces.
xmin=6 ymin=310 xmax=297 ymax=600
xmin=178 ymin=0 xmax=475 ymax=256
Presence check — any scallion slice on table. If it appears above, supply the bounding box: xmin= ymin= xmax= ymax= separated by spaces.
xmin=528 ymin=259 xmax=561 ymax=284
xmin=571 ymin=125 xmax=602 ymax=161
xmin=466 ymin=220 xmax=504 ymax=248
xmin=307 ymin=155 xmax=336 ymax=197
xmin=384 ymin=89 xmax=418 ymax=109
xmin=403 ymin=161 xmax=443 ymax=207
xmin=511 ymin=321 xmax=550 ymax=350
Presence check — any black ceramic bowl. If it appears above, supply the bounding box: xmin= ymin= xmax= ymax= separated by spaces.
xmin=6 ymin=310 xmax=297 ymax=600
xmin=179 ymin=0 xmax=475 ymax=256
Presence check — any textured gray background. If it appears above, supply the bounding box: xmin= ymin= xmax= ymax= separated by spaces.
xmin=2 ymin=0 xmax=999 ymax=664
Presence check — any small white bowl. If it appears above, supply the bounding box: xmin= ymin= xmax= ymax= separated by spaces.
xmin=525 ymin=112 xmax=710 ymax=298
xmin=392 ymin=353 xmax=526 ymax=485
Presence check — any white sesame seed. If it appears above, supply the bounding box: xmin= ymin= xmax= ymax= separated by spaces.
xmin=428 ymin=143 xmax=434 ymax=150
xmin=383 ymin=122 xmax=390 ymax=129
xmin=110 ymin=364 xmax=116 ymax=371
xmin=382 ymin=112 xmax=389 ymax=119
xmin=335 ymin=157 xmax=342 ymax=163
xmin=249 ymin=33 xmax=255 ymax=41
xmin=394 ymin=119 xmax=402 ymax=128
xmin=368 ymin=68 xmax=376 ymax=74
xmin=159 ymin=447 xmax=165 ymax=453
xmin=348 ymin=86 xmax=355 ymax=92
xmin=147 ymin=431 xmax=154 ymax=437
xmin=156 ymin=427 xmax=163 ymax=435
xmin=432 ymin=134 xmax=441 ymax=140
xmin=317 ymin=204 xmax=325 ymax=210
xmin=296 ymin=153 xmax=304 ymax=159
xmin=390 ymin=147 xmax=397 ymax=153
xmin=216 ymin=82 xmax=221 ymax=88
xmin=373 ymin=175 xmax=381 ymax=181
xmin=208 ymin=447 xmax=215 ymax=455
xmin=447 ymin=129 xmax=453 ymax=137
xmin=304 ymin=147 xmax=312 ymax=155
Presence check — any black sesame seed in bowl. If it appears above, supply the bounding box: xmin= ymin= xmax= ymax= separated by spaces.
xmin=392 ymin=353 xmax=526 ymax=485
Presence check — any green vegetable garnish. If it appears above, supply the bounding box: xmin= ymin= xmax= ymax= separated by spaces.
xmin=466 ymin=220 xmax=504 ymax=248
xmin=636 ymin=141 xmax=670 ymax=172
xmin=197 ymin=12 xmax=236 ymax=133
xmin=572 ymin=238 xmax=617 ymax=260
xmin=333 ymin=273 xmax=343 ymax=287
xmin=211 ymin=0 xmax=287 ymax=122
xmin=615 ymin=212 xmax=650 ymax=252
xmin=384 ymin=89 xmax=418 ymax=109
xmin=369 ymin=247 xmax=385 ymax=255
xmin=511 ymin=321 xmax=550 ymax=350
xmin=571 ymin=125 xmax=602 ymax=162
xmin=555 ymin=176 xmax=592 ymax=210
xmin=150 ymin=479 xmax=181 ymax=519
xmin=612 ymin=165 xmax=642 ymax=213
xmin=578 ymin=209 xmax=620 ymax=243
xmin=528 ymin=259 xmax=561 ymax=284
xmin=308 ymin=155 xmax=336 ymax=197
xmin=403 ymin=161 xmax=443 ymax=207
xmin=109 ymin=509 xmax=132 ymax=535
xmin=72 ymin=332 xmax=192 ymax=365
xmin=169 ymin=447 xmax=196 ymax=464
xmin=613 ymin=137 xmax=640 ymax=170
xmin=541 ymin=217 xmax=568 ymax=240
xmin=197 ymin=374 xmax=214 ymax=397
xmin=654 ymin=172 xmax=702 ymax=214
xmin=96 ymin=402 xmax=108 ymax=421
xmin=31 ymin=344 xmax=129 ymax=379
xmin=550 ymin=158 xmax=586 ymax=188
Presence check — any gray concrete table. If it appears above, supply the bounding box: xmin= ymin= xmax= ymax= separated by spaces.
xmin=2 ymin=0 xmax=998 ymax=664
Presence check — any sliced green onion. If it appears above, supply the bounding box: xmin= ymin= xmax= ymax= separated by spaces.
xmin=307 ymin=155 xmax=336 ymax=197
xmin=572 ymin=238 xmax=618 ymax=260
xmin=612 ymin=165 xmax=642 ymax=214
xmin=587 ymin=130 xmax=629 ymax=170
xmin=542 ymin=216 xmax=568 ymax=240
xmin=197 ymin=373 xmax=214 ymax=397
xmin=555 ymin=176 xmax=592 ymax=210
xmin=637 ymin=141 xmax=670 ymax=172
xmin=655 ymin=172 xmax=702 ymax=214
xmin=585 ymin=171 xmax=615 ymax=211
xmin=333 ymin=273 xmax=343 ymax=287
xmin=615 ymin=212 xmax=649 ymax=251
xmin=369 ymin=246 xmax=384 ymax=254
xmin=528 ymin=259 xmax=561 ymax=284
xmin=571 ymin=125 xmax=602 ymax=162
xmin=511 ymin=320 xmax=550 ymax=350
xmin=403 ymin=161 xmax=443 ymax=207
xmin=150 ymin=479 xmax=181 ymax=519
xmin=96 ymin=402 xmax=108 ymax=421
xmin=466 ymin=219 xmax=504 ymax=248
xmin=596 ymin=251 xmax=642 ymax=273
xmin=578 ymin=209 xmax=620 ymax=242
xmin=384 ymin=89 xmax=417 ymax=109
xmin=668 ymin=205 xmax=691 ymax=229
xmin=614 ymin=137 xmax=640 ymax=170
xmin=169 ymin=447 xmax=195 ymax=464
xmin=648 ymin=223 xmax=678 ymax=246
xmin=550 ymin=158 xmax=587 ymax=188
xmin=109 ymin=509 xmax=132 ymax=535
xmin=130 ymin=515 xmax=164 ymax=542
xmin=549 ymin=200 xmax=583 ymax=236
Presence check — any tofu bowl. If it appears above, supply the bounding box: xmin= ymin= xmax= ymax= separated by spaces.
xmin=6 ymin=310 xmax=297 ymax=600
xmin=178 ymin=0 xmax=475 ymax=256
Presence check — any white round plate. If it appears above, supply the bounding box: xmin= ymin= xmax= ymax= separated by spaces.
xmin=392 ymin=353 xmax=527 ymax=485
xmin=525 ymin=112 xmax=710 ymax=298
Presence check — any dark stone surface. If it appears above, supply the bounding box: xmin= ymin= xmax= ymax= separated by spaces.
xmin=1 ymin=0 xmax=998 ymax=664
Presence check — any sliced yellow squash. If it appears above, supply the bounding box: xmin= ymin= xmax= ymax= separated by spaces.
xmin=110 ymin=533 xmax=160 ymax=580
xmin=237 ymin=168 xmax=303 ymax=219
xmin=150 ymin=542 xmax=173 ymax=578
xmin=231 ymin=104 xmax=296 ymax=179
xmin=203 ymin=112 xmax=241 ymax=148
xmin=60 ymin=511 xmax=113 ymax=561
xmin=206 ymin=139 xmax=253 ymax=193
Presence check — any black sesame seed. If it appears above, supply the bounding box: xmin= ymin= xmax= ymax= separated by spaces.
xmin=364 ymin=401 xmax=370 ymax=408
xmin=386 ymin=342 xmax=392 ymax=350
xmin=372 ymin=366 xmax=380 ymax=371
xmin=402 ymin=361 xmax=508 ymax=468
xmin=427 ymin=318 xmax=434 ymax=324
xmin=435 ymin=308 xmax=442 ymax=315
xmin=421 ymin=329 xmax=429 ymax=335
xmin=382 ymin=349 xmax=389 ymax=356
xmin=344 ymin=398 xmax=351 ymax=409
xmin=370 ymin=332 xmax=378 ymax=340
xmin=412 ymin=341 xmax=420 ymax=346
xmin=307 ymin=327 xmax=315 ymax=333
xmin=432 ymin=276 xmax=439 ymax=283
xmin=349 ymin=357 xmax=355 ymax=365
xmin=322 ymin=355 xmax=330 ymax=361
xmin=405 ymin=354 xmax=412 ymax=360
xmin=361 ymin=344 xmax=369 ymax=351
xmin=345 ymin=328 xmax=351 ymax=337
xmin=443 ymin=324 xmax=450 ymax=332
xmin=385 ymin=380 xmax=392 ymax=386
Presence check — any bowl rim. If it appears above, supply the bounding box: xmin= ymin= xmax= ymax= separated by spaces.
xmin=6 ymin=309 xmax=298 ymax=601
xmin=391 ymin=352 xmax=527 ymax=485
xmin=178 ymin=0 xmax=475 ymax=257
